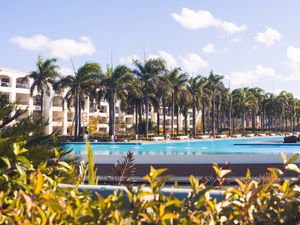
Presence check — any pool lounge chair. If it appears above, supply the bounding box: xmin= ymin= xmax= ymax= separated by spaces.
xmin=199 ymin=135 xmax=210 ymax=139
xmin=216 ymin=134 xmax=226 ymax=138
xmin=270 ymin=133 xmax=276 ymax=136
xmin=246 ymin=133 xmax=255 ymax=137
xmin=176 ymin=135 xmax=189 ymax=140
xmin=232 ymin=134 xmax=242 ymax=138
xmin=258 ymin=133 xmax=266 ymax=136
xmin=151 ymin=136 xmax=165 ymax=141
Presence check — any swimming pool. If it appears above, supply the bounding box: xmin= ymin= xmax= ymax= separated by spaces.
xmin=67 ymin=136 xmax=300 ymax=155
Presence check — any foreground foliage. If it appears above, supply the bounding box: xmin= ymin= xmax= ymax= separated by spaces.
xmin=0 ymin=143 xmax=299 ymax=224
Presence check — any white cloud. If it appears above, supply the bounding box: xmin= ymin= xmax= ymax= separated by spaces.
xmin=284 ymin=46 xmax=300 ymax=82
xmin=119 ymin=54 xmax=141 ymax=65
xmin=287 ymin=46 xmax=300 ymax=64
xmin=255 ymin=27 xmax=282 ymax=47
xmin=202 ymin=43 xmax=216 ymax=53
xmin=148 ymin=51 xmax=178 ymax=68
xmin=227 ymin=65 xmax=280 ymax=87
xmin=171 ymin=8 xmax=247 ymax=35
xmin=11 ymin=34 xmax=96 ymax=59
xmin=59 ymin=67 xmax=73 ymax=75
xmin=120 ymin=51 xmax=208 ymax=73
xmin=179 ymin=53 xmax=208 ymax=73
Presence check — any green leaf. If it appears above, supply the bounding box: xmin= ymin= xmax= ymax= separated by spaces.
xmin=245 ymin=168 xmax=251 ymax=180
xmin=1 ymin=157 xmax=11 ymax=169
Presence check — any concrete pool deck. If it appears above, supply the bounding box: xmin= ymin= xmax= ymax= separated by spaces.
xmin=81 ymin=153 xmax=300 ymax=164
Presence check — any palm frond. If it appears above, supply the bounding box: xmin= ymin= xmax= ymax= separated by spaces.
xmin=113 ymin=151 xmax=135 ymax=186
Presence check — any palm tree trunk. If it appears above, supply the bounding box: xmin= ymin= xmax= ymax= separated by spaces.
xmin=135 ymin=103 xmax=138 ymax=135
xmin=176 ymin=106 xmax=179 ymax=135
xmin=163 ymin=96 xmax=166 ymax=136
xmin=40 ymin=90 xmax=44 ymax=117
xmin=109 ymin=92 xmax=115 ymax=136
xmin=78 ymin=97 xmax=82 ymax=138
xmin=138 ymin=103 xmax=142 ymax=126
xmin=285 ymin=110 xmax=288 ymax=132
xmin=212 ymin=96 xmax=215 ymax=136
xmin=242 ymin=108 xmax=245 ymax=135
xmin=202 ymin=103 xmax=205 ymax=134
xmin=229 ymin=103 xmax=232 ymax=136
xmin=145 ymin=91 xmax=149 ymax=139
xmin=232 ymin=116 xmax=235 ymax=133
xmin=252 ymin=109 xmax=256 ymax=132
xmin=171 ymin=93 xmax=174 ymax=136
xmin=192 ymin=98 xmax=196 ymax=137
xmin=156 ymin=108 xmax=160 ymax=135
xmin=184 ymin=111 xmax=188 ymax=135
xmin=74 ymin=96 xmax=78 ymax=140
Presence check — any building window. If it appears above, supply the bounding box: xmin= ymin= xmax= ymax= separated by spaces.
xmin=1 ymin=78 xmax=10 ymax=87
xmin=33 ymin=96 xmax=42 ymax=106
xmin=100 ymin=106 xmax=107 ymax=113
xmin=16 ymin=78 xmax=29 ymax=89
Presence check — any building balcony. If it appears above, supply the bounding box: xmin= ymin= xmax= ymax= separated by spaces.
xmin=1 ymin=82 xmax=10 ymax=87
xmin=16 ymin=83 xmax=29 ymax=89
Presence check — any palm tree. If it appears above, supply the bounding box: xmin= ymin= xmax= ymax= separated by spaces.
xmin=200 ymin=86 xmax=211 ymax=134
xmin=121 ymin=78 xmax=143 ymax=135
xmin=132 ymin=59 xmax=165 ymax=138
xmin=98 ymin=65 xmax=132 ymax=136
xmin=149 ymin=74 xmax=171 ymax=135
xmin=179 ymin=89 xmax=192 ymax=135
xmin=232 ymin=88 xmax=255 ymax=135
xmin=28 ymin=56 xmax=59 ymax=116
xmin=166 ymin=68 xmax=188 ymax=136
xmin=186 ymin=76 xmax=208 ymax=137
xmin=54 ymin=63 xmax=101 ymax=140
xmin=277 ymin=91 xmax=296 ymax=132
xmin=208 ymin=71 xmax=224 ymax=136
xmin=249 ymin=87 xmax=265 ymax=132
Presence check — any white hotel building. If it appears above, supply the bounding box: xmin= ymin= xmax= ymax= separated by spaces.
xmin=0 ymin=67 xmax=198 ymax=135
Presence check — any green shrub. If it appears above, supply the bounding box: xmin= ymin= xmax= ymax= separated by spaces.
xmin=0 ymin=144 xmax=299 ymax=224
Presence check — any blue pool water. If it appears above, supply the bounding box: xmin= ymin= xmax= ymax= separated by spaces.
xmin=66 ymin=136 xmax=300 ymax=155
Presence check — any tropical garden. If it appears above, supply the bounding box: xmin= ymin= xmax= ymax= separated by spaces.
xmin=26 ymin=56 xmax=300 ymax=140
xmin=0 ymin=57 xmax=300 ymax=223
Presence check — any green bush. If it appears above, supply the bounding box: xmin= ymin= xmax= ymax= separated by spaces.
xmin=0 ymin=144 xmax=299 ymax=224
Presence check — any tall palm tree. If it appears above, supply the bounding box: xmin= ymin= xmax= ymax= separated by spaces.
xmin=208 ymin=71 xmax=224 ymax=136
xmin=121 ymin=78 xmax=143 ymax=135
xmin=98 ymin=65 xmax=132 ymax=136
xmin=179 ymin=89 xmax=192 ymax=135
xmin=232 ymin=88 xmax=255 ymax=135
xmin=54 ymin=63 xmax=101 ymax=140
xmin=186 ymin=76 xmax=208 ymax=137
xmin=149 ymin=74 xmax=171 ymax=135
xmin=28 ymin=56 xmax=59 ymax=116
xmin=201 ymin=84 xmax=211 ymax=134
xmin=277 ymin=91 xmax=296 ymax=131
xmin=132 ymin=59 xmax=165 ymax=138
xmin=166 ymin=68 xmax=188 ymax=136
xmin=265 ymin=94 xmax=283 ymax=132
xmin=249 ymin=87 xmax=265 ymax=132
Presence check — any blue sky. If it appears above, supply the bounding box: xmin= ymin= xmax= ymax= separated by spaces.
xmin=2 ymin=1 xmax=300 ymax=96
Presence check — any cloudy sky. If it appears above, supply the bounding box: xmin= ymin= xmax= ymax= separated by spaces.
xmin=1 ymin=1 xmax=300 ymax=96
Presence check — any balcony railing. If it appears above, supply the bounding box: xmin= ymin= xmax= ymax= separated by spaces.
xmin=33 ymin=101 xmax=41 ymax=106
xmin=1 ymin=82 xmax=10 ymax=87
xmin=16 ymin=83 xmax=29 ymax=89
